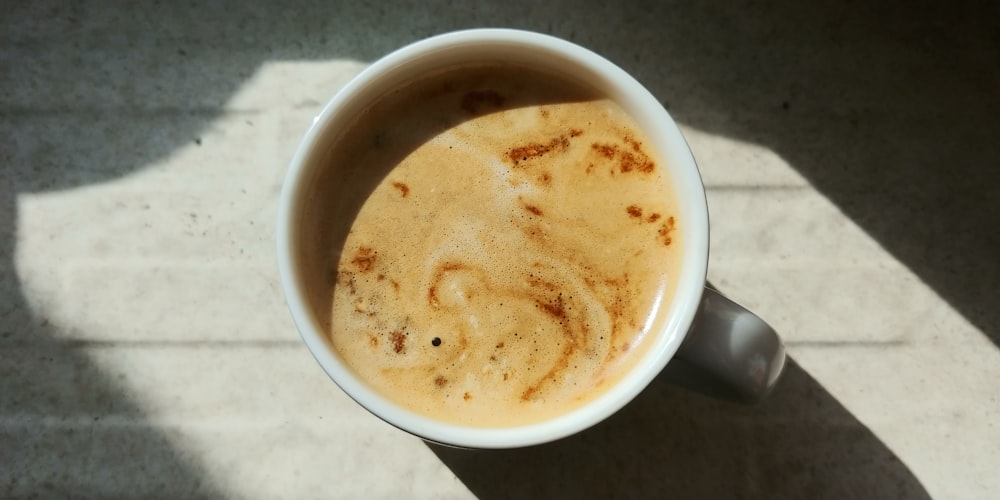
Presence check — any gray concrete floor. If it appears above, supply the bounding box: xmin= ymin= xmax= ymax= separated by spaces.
xmin=2 ymin=1 xmax=998 ymax=498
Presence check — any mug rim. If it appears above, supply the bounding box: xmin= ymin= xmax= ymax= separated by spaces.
xmin=276 ymin=28 xmax=709 ymax=448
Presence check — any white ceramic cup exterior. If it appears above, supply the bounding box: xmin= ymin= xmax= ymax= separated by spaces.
xmin=276 ymin=28 xmax=710 ymax=449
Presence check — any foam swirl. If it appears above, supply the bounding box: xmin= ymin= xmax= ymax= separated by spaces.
xmin=315 ymin=64 xmax=682 ymax=426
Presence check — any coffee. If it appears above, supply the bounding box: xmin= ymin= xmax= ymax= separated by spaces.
xmin=299 ymin=64 xmax=683 ymax=427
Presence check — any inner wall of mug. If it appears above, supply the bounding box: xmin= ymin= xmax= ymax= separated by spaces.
xmin=278 ymin=29 xmax=709 ymax=448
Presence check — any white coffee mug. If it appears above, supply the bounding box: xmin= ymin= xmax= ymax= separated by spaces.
xmin=276 ymin=28 xmax=784 ymax=449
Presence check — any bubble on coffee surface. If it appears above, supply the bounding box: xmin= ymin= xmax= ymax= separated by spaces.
xmin=322 ymin=64 xmax=682 ymax=427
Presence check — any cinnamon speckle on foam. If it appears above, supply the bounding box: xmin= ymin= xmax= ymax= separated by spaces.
xmin=590 ymin=138 xmax=655 ymax=174
xmin=390 ymin=330 xmax=407 ymax=354
xmin=391 ymin=181 xmax=410 ymax=197
xmin=507 ymin=131 xmax=577 ymax=165
xmin=351 ymin=247 xmax=377 ymax=273
xmin=521 ymin=200 xmax=544 ymax=216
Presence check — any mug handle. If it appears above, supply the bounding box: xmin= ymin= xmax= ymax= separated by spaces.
xmin=659 ymin=285 xmax=786 ymax=403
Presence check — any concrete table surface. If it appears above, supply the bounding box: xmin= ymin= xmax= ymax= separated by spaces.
xmin=2 ymin=1 xmax=998 ymax=498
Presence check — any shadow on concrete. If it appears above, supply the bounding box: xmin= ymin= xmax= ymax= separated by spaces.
xmin=630 ymin=1 xmax=1000 ymax=347
xmin=429 ymin=358 xmax=929 ymax=498
xmin=2 ymin=2 xmax=259 ymax=496
xmin=3 ymin=0 xmax=994 ymax=496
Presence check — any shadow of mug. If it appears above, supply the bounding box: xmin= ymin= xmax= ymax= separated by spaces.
xmin=428 ymin=357 xmax=930 ymax=498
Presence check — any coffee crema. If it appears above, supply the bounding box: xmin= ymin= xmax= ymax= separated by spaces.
xmin=301 ymin=64 xmax=683 ymax=427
